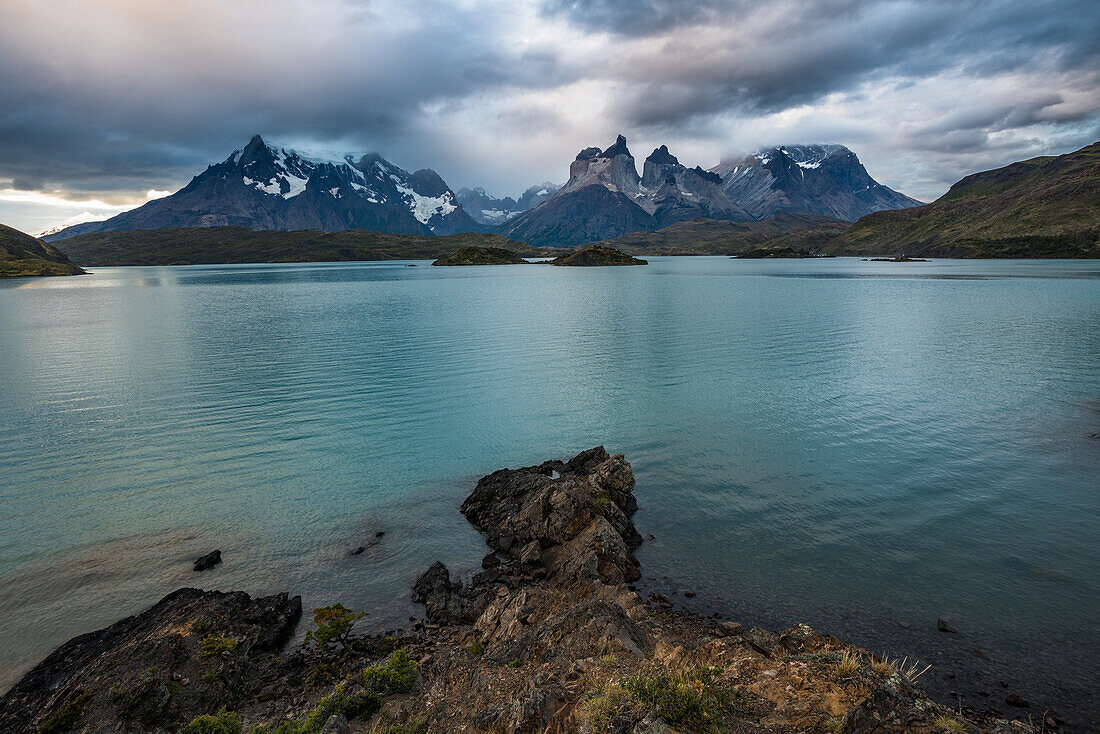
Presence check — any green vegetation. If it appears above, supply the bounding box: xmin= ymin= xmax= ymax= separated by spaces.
xmin=52 ymin=227 xmax=552 ymax=267
xmin=580 ymin=666 xmax=739 ymax=733
xmin=185 ymin=708 xmax=243 ymax=734
xmin=0 ymin=222 xmax=84 ymax=278
xmin=370 ymin=715 xmax=429 ymax=734
xmin=199 ymin=635 xmax=240 ymax=657
xmin=589 ymin=214 xmax=850 ymax=256
xmin=252 ymin=646 xmax=414 ymax=733
xmin=109 ymin=667 xmax=180 ymax=727
xmin=735 ymin=246 xmax=829 ymax=258
xmin=253 ymin=682 xmax=382 ymax=734
xmin=305 ymin=604 xmax=367 ymax=652
xmin=362 ymin=648 xmax=418 ymax=694
xmin=431 ymin=246 xmax=529 ymax=265
xmin=37 ymin=692 xmax=90 ymax=734
xmin=934 ymin=714 xmax=967 ymax=732
xmin=467 ymin=640 xmax=484 ymax=657
xmin=551 ymin=245 xmax=647 ymax=266
xmin=825 ymin=140 xmax=1100 ymax=258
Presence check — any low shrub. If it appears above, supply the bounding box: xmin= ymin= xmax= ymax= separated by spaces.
xmin=305 ymin=604 xmax=368 ymax=652
xmin=371 ymin=714 xmax=429 ymax=733
xmin=363 ymin=648 xmax=418 ymax=694
xmin=199 ymin=635 xmax=240 ymax=657
xmin=37 ymin=693 xmax=90 ymax=734
xmin=184 ymin=708 xmax=242 ymax=734
xmin=580 ymin=666 xmax=737 ymax=733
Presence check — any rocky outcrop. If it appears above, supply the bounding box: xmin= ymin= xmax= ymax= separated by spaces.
xmin=0 ymin=448 xmax=1042 ymax=733
xmin=0 ymin=589 xmax=301 ymax=733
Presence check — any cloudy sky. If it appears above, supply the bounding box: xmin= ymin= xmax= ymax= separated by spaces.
xmin=1 ymin=0 xmax=1098 ymax=233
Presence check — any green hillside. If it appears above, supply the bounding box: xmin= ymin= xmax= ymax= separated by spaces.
xmin=0 ymin=223 xmax=85 ymax=277
xmin=54 ymin=227 xmax=550 ymax=266
xmin=588 ymin=214 xmax=850 ymax=255
xmin=825 ymin=141 xmax=1100 ymax=257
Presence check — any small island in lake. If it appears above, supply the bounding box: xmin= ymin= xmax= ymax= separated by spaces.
xmin=551 ymin=245 xmax=647 ymax=266
xmin=733 ymin=246 xmax=830 ymax=259
xmin=432 ymin=246 xmax=528 ymax=266
xmin=864 ymin=255 xmax=929 ymax=262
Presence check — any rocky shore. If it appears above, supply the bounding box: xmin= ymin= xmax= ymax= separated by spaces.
xmin=0 ymin=449 xmax=1047 ymax=733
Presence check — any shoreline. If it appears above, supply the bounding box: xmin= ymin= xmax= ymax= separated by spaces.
xmin=0 ymin=448 xmax=1058 ymax=733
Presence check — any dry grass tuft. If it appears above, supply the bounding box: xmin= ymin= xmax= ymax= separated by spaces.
xmin=834 ymin=649 xmax=862 ymax=677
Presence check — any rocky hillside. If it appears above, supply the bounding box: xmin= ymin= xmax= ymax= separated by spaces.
xmin=0 ymin=448 xmax=1046 ymax=733
xmin=496 ymin=136 xmax=918 ymax=247
xmin=51 ymin=227 xmax=545 ymax=266
xmin=824 ymin=140 xmax=1100 ymax=258
xmin=44 ymin=136 xmax=484 ymax=241
xmin=0 ymin=222 xmax=84 ymax=277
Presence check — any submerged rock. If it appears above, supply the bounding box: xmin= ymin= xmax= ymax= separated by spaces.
xmin=193 ymin=549 xmax=222 ymax=571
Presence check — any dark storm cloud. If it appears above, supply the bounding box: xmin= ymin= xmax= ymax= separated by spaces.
xmin=0 ymin=0 xmax=571 ymax=202
xmin=0 ymin=0 xmax=1097 ymax=223
xmin=596 ymin=0 xmax=1100 ymax=127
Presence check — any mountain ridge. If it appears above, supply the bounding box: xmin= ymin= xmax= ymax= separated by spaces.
xmin=497 ymin=135 xmax=919 ymax=246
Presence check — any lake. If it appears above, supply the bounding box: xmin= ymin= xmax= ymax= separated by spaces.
xmin=1 ymin=257 xmax=1098 ymax=726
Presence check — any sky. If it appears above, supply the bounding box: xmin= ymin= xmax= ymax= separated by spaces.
xmin=1 ymin=0 xmax=1098 ymax=234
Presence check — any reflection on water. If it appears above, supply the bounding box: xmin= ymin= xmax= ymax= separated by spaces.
xmin=1 ymin=257 xmax=1098 ymax=725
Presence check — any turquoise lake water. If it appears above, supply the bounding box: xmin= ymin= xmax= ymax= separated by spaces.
xmin=1 ymin=257 xmax=1098 ymax=725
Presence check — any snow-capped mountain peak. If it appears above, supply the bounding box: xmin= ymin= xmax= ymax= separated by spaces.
xmin=45 ymin=135 xmax=484 ymax=240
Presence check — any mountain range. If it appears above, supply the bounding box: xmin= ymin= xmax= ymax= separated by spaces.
xmin=496 ymin=136 xmax=920 ymax=246
xmin=44 ymin=135 xmax=920 ymax=246
xmin=455 ymin=183 xmax=560 ymax=225
xmin=45 ymin=135 xmax=484 ymax=241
